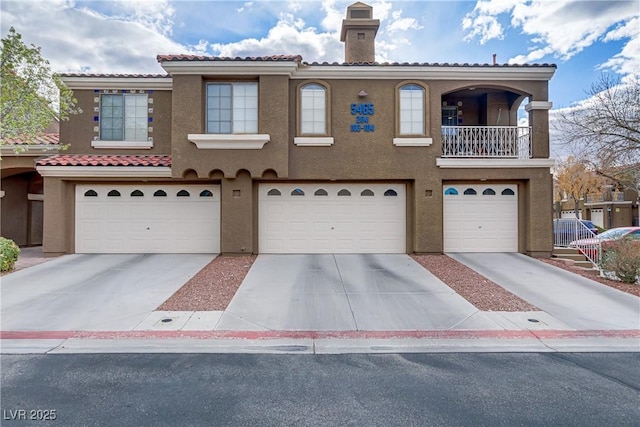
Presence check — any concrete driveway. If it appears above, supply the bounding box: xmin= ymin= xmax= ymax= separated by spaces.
xmin=1 ymin=254 xmax=215 ymax=331
xmin=216 ymin=254 xmax=501 ymax=331
xmin=450 ymin=253 xmax=640 ymax=330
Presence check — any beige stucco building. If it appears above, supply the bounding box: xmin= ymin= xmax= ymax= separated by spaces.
xmin=24 ymin=3 xmax=557 ymax=257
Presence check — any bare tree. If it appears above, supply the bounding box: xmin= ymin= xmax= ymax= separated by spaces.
xmin=554 ymin=73 xmax=640 ymax=198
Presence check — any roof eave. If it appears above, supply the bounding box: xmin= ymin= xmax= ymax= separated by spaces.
xmin=160 ymin=61 xmax=300 ymax=76
xmin=292 ymin=65 xmax=556 ymax=80
xmin=60 ymin=76 xmax=173 ymax=90
xmin=1 ymin=145 xmax=61 ymax=156
xmin=36 ymin=165 xmax=172 ymax=178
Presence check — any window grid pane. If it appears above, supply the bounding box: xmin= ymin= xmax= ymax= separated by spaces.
xmin=301 ymin=84 xmax=326 ymax=135
xmin=207 ymin=83 xmax=258 ymax=134
xmin=100 ymin=94 xmax=148 ymax=141
xmin=399 ymin=85 xmax=424 ymax=135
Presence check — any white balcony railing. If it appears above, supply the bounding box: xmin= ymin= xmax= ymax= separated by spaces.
xmin=441 ymin=126 xmax=532 ymax=158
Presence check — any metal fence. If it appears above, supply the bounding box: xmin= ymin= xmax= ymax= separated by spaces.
xmin=553 ymin=219 xmax=597 ymax=247
xmin=553 ymin=219 xmax=601 ymax=267
xmin=441 ymin=126 xmax=531 ymax=158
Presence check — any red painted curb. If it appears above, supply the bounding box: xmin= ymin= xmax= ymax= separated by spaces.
xmin=1 ymin=329 xmax=639 ymax=341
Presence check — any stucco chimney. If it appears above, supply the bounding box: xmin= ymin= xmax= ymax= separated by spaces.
xmin=340 ymin=2 xmax=380 ymax=63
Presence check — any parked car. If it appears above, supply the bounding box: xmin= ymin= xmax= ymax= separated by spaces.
xmin=553 ymin=218 xmax=599 ymax=247
xmin=569 ymin=227 xmax=640 ymax=260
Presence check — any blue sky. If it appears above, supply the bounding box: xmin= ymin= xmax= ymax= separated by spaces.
xmin=1 ymin=1 xmax=638 ymax=116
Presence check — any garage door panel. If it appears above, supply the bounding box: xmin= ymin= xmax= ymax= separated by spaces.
xmin=259 ymin=183 xmax=405 ymax=253
xmin=76 ymin=185 xmax=220 ymax=254
xmin=443 ymin=184 xmax=517 ymax=252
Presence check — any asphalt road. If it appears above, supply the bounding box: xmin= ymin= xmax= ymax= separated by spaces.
xmin=1 ymin=353 xmax=639 ymax=426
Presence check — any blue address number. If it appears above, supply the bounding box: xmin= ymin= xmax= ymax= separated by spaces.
xmin=351 ymin=103 xmax=374 ymax=115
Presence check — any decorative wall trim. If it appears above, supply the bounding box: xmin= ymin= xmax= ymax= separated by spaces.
xmin=91 ymin=140 xmax=153 ymax=149
xmin=36 ymin=166 xmax=172 ymax=178
xmin=294 ymin=137 xmax=334 ymax=146
xmin=393 ymin=137 xmax=433 ymax=147
xmin=436 ymin=158 xmax=555 ymax=168
xmin=188 ymin=134 xmax=270 ymax=149
xmin=525 ymin=101 xmax=553 ymax=111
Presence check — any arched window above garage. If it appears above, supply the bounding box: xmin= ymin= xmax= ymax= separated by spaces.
xmin=177 ymin=190 xmax=190 ymax=197
xmin=199 ymin=190 xmax=213 ymax=197
xmin=267 ymin=189 xmax=281 ymax=196
xmin=444 ymin=188 xmax=458 ymax=195
xmin=84 ymin=189 xmax=98 ymax=197
xmin=291 ymin=188 xmax=305 ymax=196
xmin=130 ymin=190 xmax=144 ymax=197
xmin=502 ymin=189 xmax=515 ymax=196
xmin=483 ymin=188 xmax=496 ymax=195
xmin=360 ymin=189 xmax=374 ymax=196
xmin=154 ymin=190 xmax=167 ymax=197
xmin=107 ymin=190 xmax=121 ymax=197
xmin=314 ymin=189 xmax=328 ymax=196
xmin=463 ymin=188 xmax=477 ymax=195
xmin=384 ymin=189 xmax=398 ymax=196
xmin=338 ymin=189 xmax=351 ymax=196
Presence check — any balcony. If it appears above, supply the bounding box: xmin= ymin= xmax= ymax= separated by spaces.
xmin=441 ymin=126 xmax=532 ymax=159
xmin=586 ymin=192 xmax=626 ymax=203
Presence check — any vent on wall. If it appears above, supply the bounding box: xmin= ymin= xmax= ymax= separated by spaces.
xmin=351 ymin=9 xmax=370 ymax=19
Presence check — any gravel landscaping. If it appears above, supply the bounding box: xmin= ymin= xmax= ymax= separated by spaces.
xmin=158 ymin=255 xmax=256 ymax=311
xmin=411 ymin=254 xmax=538 ymax=312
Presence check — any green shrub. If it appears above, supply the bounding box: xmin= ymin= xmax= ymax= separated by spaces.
xmin=601 ymin=239 xmax=640 ymax=284
xmin=0 ymin=237 xmax=20 ymax=272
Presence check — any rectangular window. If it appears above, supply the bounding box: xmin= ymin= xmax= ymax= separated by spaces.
xmin=399 ymin=86 xmax=424 ymax=135
xmin=100 ymin=94 xmax=148 ymax=141
xmin=301 ymin=84 xmax=326 ymax=134
xmin=207 ymin=83 xmax=258 ymax=134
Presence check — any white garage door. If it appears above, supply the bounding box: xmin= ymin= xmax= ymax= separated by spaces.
xmin=76 ymin=184 xmax=220 ymax=253
xmin=590 ymin=208 xmax=604 ymax=228
xmin=259 ymin=183 xmax=405 ymax=253
xmin=443 ymin=184 xmax=518 ymax=252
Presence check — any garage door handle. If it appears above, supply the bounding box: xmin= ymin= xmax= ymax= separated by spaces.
xmin=147 ymin=227 xmax=150 ymax=230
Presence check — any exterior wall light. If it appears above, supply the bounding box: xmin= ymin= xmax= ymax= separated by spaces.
xmin=358 ymin=90 xmax=368 ymax=97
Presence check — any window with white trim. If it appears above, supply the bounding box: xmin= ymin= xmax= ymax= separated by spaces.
xmin=100 ymin=94 xmax=148 ymax=141
xmin=207 ymin=83 xmax=258 ymax=134
xmin=300 ymin=83 xmax=326 ymax=134
xmin=399 ymin=84 xmax=424 ymax=135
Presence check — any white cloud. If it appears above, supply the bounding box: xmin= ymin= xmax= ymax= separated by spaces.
xmin=462 ymin=14 xmax=504 ymax=44
xmin=387 ymin=10 xmax=422 ymax=34
xmin=464 ymin=0 xmax=639 ymax=75
xmin=1 ymin=0 xmax=196 ymax=74
xmin=600 ymin=17 xmax=640 ymax=75
xmin=211 ymin=12 xmax=342 ymax=62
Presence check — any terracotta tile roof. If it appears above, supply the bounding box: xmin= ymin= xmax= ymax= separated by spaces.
xmin=157 ymin=54 xmax=303 ymax=63
xmin=36 ymin=155 xmax=171 ymax=167
xmin=155 ymin=54 xmax=554 ymax=68
xmin=1 ymin=133 xmax=60 ymax=145
xmin=304 ymin=61 xmax=557 ymax=67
